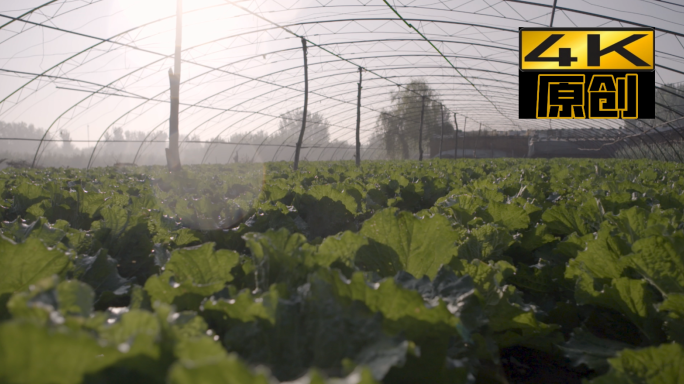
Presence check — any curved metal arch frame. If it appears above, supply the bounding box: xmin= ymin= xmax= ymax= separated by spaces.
xmin=0 ymin=0 xmax=682 ymax=165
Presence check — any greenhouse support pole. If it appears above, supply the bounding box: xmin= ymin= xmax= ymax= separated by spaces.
xmin=355 ymin=67 xmax=362 ymax=167
xmin=439 ymin=104 xmax=444 ymax=159
xmin=294 ymin=37 xmax=308 ymax=171
xmin=166 ymin=0 xmax=183 ymax=172
xmin=474 ymin=122 xmax=482 ymax=158
xmin=418 ymin=95 xmax=426 ymax=161
xmin=462 ymin=117 xmax=467 ymax=158
xmin=549 ymin=0 xmax=558 ymax=27
xmin=453 ymin=113 xmax=458 ymax=159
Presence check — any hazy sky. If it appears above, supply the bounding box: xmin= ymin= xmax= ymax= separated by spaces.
xmin=1 ymin=0 xmax=683 ymax=153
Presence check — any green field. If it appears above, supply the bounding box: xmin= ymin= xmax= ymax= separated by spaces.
xmin=1 ymin=159 xmax=683 ymax=383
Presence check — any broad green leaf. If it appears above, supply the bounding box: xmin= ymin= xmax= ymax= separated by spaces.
xmin=365 ymin=189 xmax=388 ymax=209
xmin=244 ymin=228 xmax=314 ymax=286
xmin=100 ymin=206 xmax=130 ymax=236
xmin=98 ymin=310 xmax=161 ymax=345
xmin=658 ymin=294 xmax=684 ymax=343
xmin=174 ymin=337 xmax=227 ymax=363
xmin=207 ymin=276 xmax=405 ymax=381
xmin=450 ymin=259 xmax=559 ymax=350
xmin=393 ymin=267 xmax=484 ymax=338
xmin=565 ymin=228 xmax=630 ymax=280
xmin=508 ymin=263 xmax=556 ymax=293
xmin=589 ymin=343 xmax=684 ymax=384
xmin=288 ymin=368 xmax=380 ymax=384
xmin=489 ymin=308 xmax=562 ymax=353
xmin=73 ymin=187 xmax=107 ymax=219
xmin=145 ymin=271 xmax=224 ymax=311
xmin=450 ymin=259 xmax=515 ymax=303
xmin=605 ymin=206 xmax=673 ymax=244
xmin=623 ymin=235 xmax=684 ymax=295
xmin=8 ymin=277 xmax=94 ymax=322
xmin=129 ymin=284 xmax=152 ymax=310
xmin=472 ymin=187 xmax=504 ymax=203
xmin=167 ymin=354 xmax=272 ymax=384
xmin=456 ymin=224 xmax=513 ymax=262
xmin=173 ymin=228 xmax=202 ymax=247
xmin=245 ymin=228 xmax=310 ymax=261
xmin=518 ymin=224 xmax=556 ymax=252
xmin=435 ymin=194 xmax=484 ymax=224
xmin=542 ymin=203 xmax=590 ymax=236
xmin=559 ymin=328 xmax=633 ymax=371
xmin=486 ymin=202 xmax=530 ymax=230
xmin=0 ymin=321 xmax=122 ymax=384
xmin=337 ymin=338 xmax=407 ymax=381
xmin=0 ymin=236 xmax=72 ymax=296
xmin=74 ymin=249 xmax=133 ymax=298
xmin=313 ymin=231 xmax=368 ymax=268
xmin=295 ymin=185 xmax=357 ymax=238
xmin=659 ymin=293 xmax=684 ymax=316
xmin=553 ymin=232 xmax=593 ymax=260
xmin=201 ymin=286 xmax=280 ymax=325
xmin=1 ymin=217 xmax=66 ymax=247
xmin=359 ymin=208 xmax=462 ymax=279
xmin=574 ymin=272 xmax=663 ymax=343
xmin=165 ymin=243 xmax=239 ymax=285
xmin=305 ymin=184 xmax=359 ymax=214
xmin=316 ymin=270 xmax=458 ymax=339
xmin=55 ymin=280 xmax=94 ymax=317
xmin=11 ymin=181 xmax=48 ymax=213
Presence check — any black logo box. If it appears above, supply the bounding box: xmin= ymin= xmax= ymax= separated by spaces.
xmin=518 ymin=71 xmax=655 ymax=119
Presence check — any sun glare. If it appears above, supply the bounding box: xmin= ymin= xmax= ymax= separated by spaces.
xmin=114 ymin=0 xmax=240 ymax=50
xmin=118 ymin=0 xmax=175 ymax=26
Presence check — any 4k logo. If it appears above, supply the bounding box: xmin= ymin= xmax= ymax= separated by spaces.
xmin=520 ymin=28 xmax=654 ymax=71
xmin=519 ymin=28 xmax=655 ymax=120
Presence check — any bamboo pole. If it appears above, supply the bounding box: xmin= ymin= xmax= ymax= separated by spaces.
xmin=165 ymin=0 xmax=183 ymax=171
xmin=453 ymin=113 xmax=458 ymax=159
xmin=418 ymin=95 xmax=425 ymax=161
xmin=549 ymin=0 xmax=558 ymax=27
xmin=474 ymin=122 xmax=481 ymax=158
xmin=293 ymin=37 xmax=308 ymax=170
xmin=355 ymin=67 xmax=362 ymax=167
xmin=462 ymin=117 xmax=467 ymax=158
xmin=439 ymin=104 xmax=444 ymax=159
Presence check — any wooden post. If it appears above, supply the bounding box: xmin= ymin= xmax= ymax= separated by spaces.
xmin=355 ymin=67 xmax=362 ymax=167
xmin=453 ymin=113 xmax=458 ymax=159
xmin=439 ymin=104 xmax=444 ymax=159
xmin=165 ymin=0 xmax=183 ymax=171
xmin=549 ymin=0 xmax=558 ymax=27
xmin=474 ymin=123 xmax=481 ymax=158
xmin=418 ymin=95 xmax=425 ymax=161
xmin=293 ymin=37 xmax=308 ymax=171
xmin=462 ymin=117 xmax=467 ymax=158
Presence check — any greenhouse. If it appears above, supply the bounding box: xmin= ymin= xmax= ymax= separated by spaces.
xmin=1 ymin=1 xmax=683 ymax=383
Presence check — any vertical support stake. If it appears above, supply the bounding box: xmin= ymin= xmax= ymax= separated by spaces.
xmin=439 ymin=104 xmax=444 ymax=159
xmin=294 ymin=37 xmax=308 ymax=171
xmin=355 ymin=67 xmax=362 ymax=167
xmin=453 ymin=112 xmax=458 ymax=159
xmin=462 ymin=117 xmax=467 ymax=159
xmin=474 ymin=122 xmax=482 ymax=158
xmin=166 ymin=0 xmax=183 ymax=172
xmin=550 ymin=0 xmax=558 ymax=27
xmin=418 ymin=95 xmax=426 ymax=161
